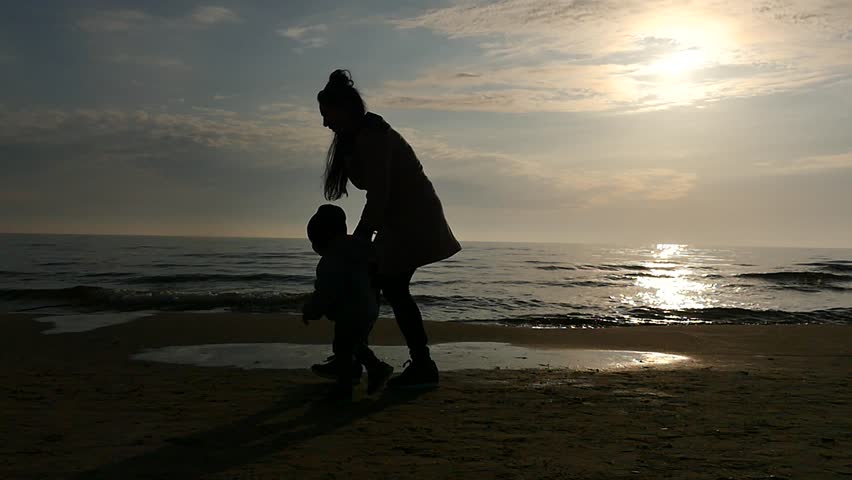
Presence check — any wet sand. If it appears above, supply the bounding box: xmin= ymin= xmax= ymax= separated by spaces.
xmin=1 ymin=312 xmax=851 ymax=479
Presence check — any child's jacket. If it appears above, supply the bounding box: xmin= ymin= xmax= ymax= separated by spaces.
xmin=303 ymin=235 xmax=378 ymax=323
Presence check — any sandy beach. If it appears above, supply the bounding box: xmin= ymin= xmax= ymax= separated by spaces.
xmin=2 ymin=313 xmax=850 ymax=479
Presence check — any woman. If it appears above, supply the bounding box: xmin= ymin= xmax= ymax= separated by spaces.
xmin=317 ymin=69 xmax=461 ymax=388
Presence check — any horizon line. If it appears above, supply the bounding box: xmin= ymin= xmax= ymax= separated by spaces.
xmin=1 ymin=231 xmax=850 ymax=251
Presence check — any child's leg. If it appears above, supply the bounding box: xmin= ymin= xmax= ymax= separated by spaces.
xmin=354 ymin=343 xmax=381 ymax=370
xmin=323 ymin=319 xmax=361 ymax=381
xmin=330 ymin=324 xmax=356 ymax=398
xmin=353 ymin=314 xmax=394 ymax=394
xmin=353 ymin=313 xmax=381 ymax=369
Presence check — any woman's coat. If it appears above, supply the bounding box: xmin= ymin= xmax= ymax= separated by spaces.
xmin=345 ymin=112 xmax=461 ymax=274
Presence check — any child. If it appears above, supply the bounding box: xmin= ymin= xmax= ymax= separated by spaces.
xmin=302 ymin=204 xmax=393 ymax=400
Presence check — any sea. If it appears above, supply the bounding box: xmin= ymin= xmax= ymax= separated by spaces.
xmin=1 ymin=233 xmax=851 ymax=328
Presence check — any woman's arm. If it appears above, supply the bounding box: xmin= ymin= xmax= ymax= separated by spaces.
xmin=354 ymin=133 xmax=392 ymax=240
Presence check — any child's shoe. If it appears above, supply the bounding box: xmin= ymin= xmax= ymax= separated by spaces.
xmin=311 ymin=355 xmax=362 ymax=385
xmin=366 ymin=362 xmax=394 ymax=395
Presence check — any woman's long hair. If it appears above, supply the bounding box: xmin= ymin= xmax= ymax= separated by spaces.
xmin=317 ymin=69 xmax=367 ymax=201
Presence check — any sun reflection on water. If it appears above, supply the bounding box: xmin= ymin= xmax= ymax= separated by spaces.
xmin=622 ymin=244 xmax=717 ymax=312
xmin=654 ymin=243 xmax=685 ymax=259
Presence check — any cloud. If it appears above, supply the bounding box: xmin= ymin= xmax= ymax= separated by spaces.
xmin=0 ymin=106 xmax=699 ymax=237
xmin=767 ymin=152 xmax=852 ymax=174
xmin=394 ymin=0 xmax=852 ymax=46
xmin=258 ymin=102 xmax=300 ymax=112
xmin=582 ymin=168 xmax=698 ymax=203
xmin=191 ymin=6 xmax=240 ymax=25
xmin=0 ymin=104 xmax=699 ymax=211
xmin=78 ymin=6 xmax=241 ymax=32
xmin=394 ymin=127 xmax=697 ymax=208
xmin=77 ymin=9 xmax=151 ymax=32
xmin=0 ymin=104 xmax=334 ymax=237
xmin=277 ymin=24 xmax=328 ymax=52
xmin=0 ymin=105 xmax=330 ymax=165
xmin=0 ymin=53 xmax=15 ymax=63
xmin=392 ymin=0 xmax=618 ymax=40
xmin=375 ymin=63 xmax=622 ymax=112
xmin=383 ymin=0 xmax=852 ymax=113
xmin=106 ymin=54 xmax=190 ymax=70
xmin=279 ymin=24 xmax=328 ymax=40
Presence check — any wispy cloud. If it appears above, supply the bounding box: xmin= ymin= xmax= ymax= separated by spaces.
xmin=0 ymin=104 xmax=331 ymax=237
xmin=78 ymin=6 xmax=241 ymax=32
xmin=277 ymin=24 xmax=328 ymax=52
xmin=191 ymin=6 xmax=241 ymax=25
xmin=394 ymin=127 xmax=697 ymax=208
xmin=278 ymin=24 xmax=328 ymax=41
xmin=77 ymin=9 xmax=151 ymax=32
xmin=106 ymin=54 xmax=190 ymax=70
xmin=384 ymin=0 xmax=852 ymax=113
xmin=0 ymin=105 xmax=330 ymax=164
xmin=766 ymin=152 xmax=852 ymax=174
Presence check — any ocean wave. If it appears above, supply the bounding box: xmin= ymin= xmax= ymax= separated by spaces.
xmin=0 ymin=286 xmax=311 ymax=312
xmin=483 ymin=306 xmax=852 ymax=328
xmin=602 ymin=273 xmax=676 ymax=281
xmin=4 ymin=286 xmax=850 ymax=327
xmin=627 ymin=306 xmax=852 ymax=325
xmin=737 ymin=271 xmax=852 ymax=284
xmin=797 ymin=261 xmax=852 ymax=273
xmin=413 ymin=278 xmax=618 ymax=288
xmin=178 ymin=252 xmax=312 ymax=260
xmin=127 ymin=273 xmax=314 ymax=285
xmin=410 ymin=279 xmax=468 ymax=287
xmin=571 ymin=280 xmax=621 ymax=287
xmin=413 ymin=294 xmax=584 ymax=311
xmin=582 ymin=264 xmax=682 ymax=272
xmin=0 ymin=270 xmax=30 ymax=276
xmin=535 ymin=265 xmax=577 ymax=271
xmin=473 ymin=313 xmax=622 ymax=329
xmin=82 ymin=272 xmax=136 ymax=278
xmin=603 ymin=264 xmax=656 ymax=271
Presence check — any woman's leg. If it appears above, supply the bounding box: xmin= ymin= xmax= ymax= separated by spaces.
xmin=378 ymin=269 xmax=431 ymax=361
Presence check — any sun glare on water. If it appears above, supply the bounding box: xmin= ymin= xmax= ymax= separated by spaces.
xmin=620 ymin=244 xmax=717 ymax=314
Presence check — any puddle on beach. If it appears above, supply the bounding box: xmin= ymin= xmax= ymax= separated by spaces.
xmin=132 ymin=342 xmax=689 ymax=372
xmin=33 ymin=312 xmax=155 ymax=334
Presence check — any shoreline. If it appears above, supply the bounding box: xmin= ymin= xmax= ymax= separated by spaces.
xmin=15 ymin=311 xmax=852 ymax=358
xmin=2 ymin=313 xmax=850 ymax=479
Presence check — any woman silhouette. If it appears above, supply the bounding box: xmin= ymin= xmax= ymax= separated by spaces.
xmin=317 ymin=69 xmax=461 ymax=388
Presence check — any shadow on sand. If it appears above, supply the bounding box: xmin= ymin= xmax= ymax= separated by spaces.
xmin=73 ymin=383 xmax=430 ymax=479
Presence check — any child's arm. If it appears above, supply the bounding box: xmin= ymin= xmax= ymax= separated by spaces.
xmin=302 ymin=258 xmax=341 ymax=323
xmin=301 ymin=287 xmax=323 ymax=323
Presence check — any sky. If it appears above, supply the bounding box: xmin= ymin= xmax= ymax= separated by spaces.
xmin=1 ymin=0 xmax=851 ymax=248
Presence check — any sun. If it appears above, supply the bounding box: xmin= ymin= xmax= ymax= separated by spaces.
xmin=650 ymin=49 xmax=707 ymax=78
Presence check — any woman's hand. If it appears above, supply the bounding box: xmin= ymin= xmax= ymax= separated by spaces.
xmin=353 ymin=222 xmax=373 ymax=241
